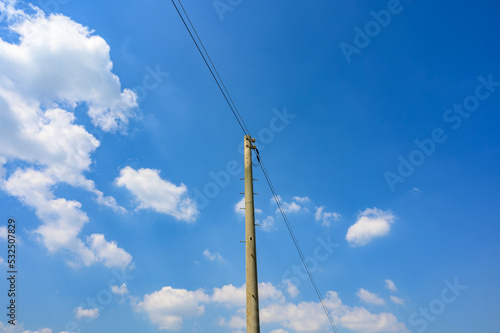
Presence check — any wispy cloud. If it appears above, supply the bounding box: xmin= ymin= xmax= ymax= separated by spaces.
xmin=390 ymin=296 xmax=405 ymax=306
xmin=356 ymin=288 xmax=386 ymax=305
xmin=314 ymin=206 xmax=341 ymax=227
xmin=385 ymin=279 xmax=398 ymax=292
xmin=202 ymin=249 xmax=224 ymax=262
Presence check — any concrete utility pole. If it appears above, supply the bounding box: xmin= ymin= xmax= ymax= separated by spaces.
xmin=244 ymin=135 xmax=260 ymax=333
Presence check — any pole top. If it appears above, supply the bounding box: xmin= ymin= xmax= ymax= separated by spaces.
xmin=244 ymin=135 xmax=256 ymax=142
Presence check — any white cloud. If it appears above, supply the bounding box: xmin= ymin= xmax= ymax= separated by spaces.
xmin=259 ymin=216 xmax=275 ymax=232
xmin=292 ymin=196 xmax=310 ymax=203
xmin=141 ymin=281 xmax=407 ymax=333
xmin=0 ymin=226 xmax=6 ymax=241
xmin=2 ymin=168 xmax=132 ymax=269
xmin=283 ymin=279 xmax=299 ymax=298
xmin=314 ymin=206 xmax=341 ymax=227
xmin=340 ymin=307 xmax=408 ymax=333
xmin=260 ymin=291 xmax=343 ymax=332
xmin=385 ymin=279 xmax=398 ymax=292
xmin=0 ymin=8 xmax=137 ymax=132
xmin=270 ymin=330 xmax=289 ymax=333
xmin=259 ymin=282 xmax=286 ymax=304
xmin=0 ymin=2 xmax=134 ymax=268
xmin=212 ymin=282 xmax=284 ymax=308
xmin=235 ymin=197 xmax=262 ymax=217
xmin=234 ymin=197 xmax=245 ymax=216
xmin=356 ymin=288 xmax=385 ymax=305
xmin=0 ymin=320 xmax=21 ymax=332
xmin=0 ymin=321 xmax=68 ymax=333
xmin=282 ymin=201 xmax=301 ymax=213
xmin=202 ymin=249 xmax=224 ymax=262
xmin=390 ymin=296 xmax=405 ymax=306
xmin=271 ymin=195 xmax=304 ymax=214
xmin=115 ymin=167 xmax=199 ymax=222
xmin=87 ymin=234 xmax=133 ymax=269
xmin=111 ymin=283 xmax=129 ymax=295
xmin=134 ymin=286 xmax=210 ymax=331
xmin=217 ymin=308 xmax=246 ymax=330
xmin=346 ymin=208 xmax=395 ymax=247
xmin=212 ymin=284 xmax=245 ymax=307
xmin=75 ymin=306 xmax=99 ymax=319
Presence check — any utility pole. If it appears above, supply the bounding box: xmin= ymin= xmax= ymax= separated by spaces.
xmin=244 ymin=135 xmax=260 ymax=333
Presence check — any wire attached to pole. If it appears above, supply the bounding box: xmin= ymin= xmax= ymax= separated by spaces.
xmin=171 ymin=2 xmax=339 ymax=332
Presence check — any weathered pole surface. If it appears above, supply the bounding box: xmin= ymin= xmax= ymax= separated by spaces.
xmin=244 ymin=135 xmax=260 ymax=333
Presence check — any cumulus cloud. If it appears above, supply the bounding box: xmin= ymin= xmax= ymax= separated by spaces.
xmin=0 ymin=7 xmax=137 ymax=132
xmin=87 ymin=234 xmax=133 ymax=269
xmin=259 ymin=215 xmax=276 ymax=232
xmin=314 ymin=206 xmax=341 ymax=227
xmin=202 ymin=249 xmax=224 ymax=262
xmin=260 ymin=291 xmax=343 ymax=332
xmin=235 ymin=196 xmax=262 ymax=217
xmin=283 ymin=279 xmax=299 ymax=298
xmin=75 ymin=307 xmax=99 ymax=319
xmin=346 ymin=208 xmax=395 ymax=246
xmin=139 ymin=281 xmax=408 ymax=332
xmin=212 ymin=284 xmax=245 ymax=307
xmin=271 ymin=195 xmax=305 ymax=214
xmin=111 ymin=283 xmax=129 ymax=295
xmin=385 ymin=279 xmax=398 ymax=292
xmin=340 ymin=307 xmax=408 ymax=333
xmin=0 ymin=2 xmax=134 ymax=268
xmin=134 ymin=286 xmax=210 ymax=331
xmin=2 ymin=168 xmax=132 ymax=269
xmin=212 ymin=282 xmax=284 ymax=308
xmin=356 ymin=288 xmax=385 ymax=305
xmin=234 ymin=197 xmax=245 ymax=216
xmin=115 ymin=167 xmax=199 ymax=222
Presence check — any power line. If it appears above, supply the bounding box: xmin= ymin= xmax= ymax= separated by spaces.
xmin=171 ymin=1 xmax=339 ymax=332
xmin=256 ymin=150 xmax=339 ymax=333
xmin=170 ymin=0 xmax=250 ymax=136
xmin=176 ymin=0 xmax=252 ymax=137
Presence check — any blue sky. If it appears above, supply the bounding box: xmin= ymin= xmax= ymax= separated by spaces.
xmin=0 ymin=0 xmax=499 ymax=332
